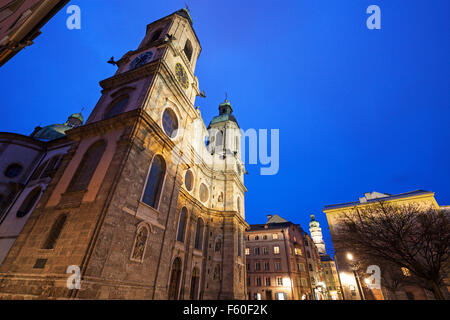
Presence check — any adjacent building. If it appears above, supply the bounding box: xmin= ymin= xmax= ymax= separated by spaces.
xmin=245 ymin=214 xmax=316 ymax=300
xmin=0 ymin=0 xmax=69 ymax=67
xmin=0 ymin=9 xmax=248 ymax=300
xmin=324 ymin=190 xmax=447 ymax=300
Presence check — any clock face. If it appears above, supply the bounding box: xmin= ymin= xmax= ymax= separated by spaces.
xmin=175 ymin=63 xmax=189 ymax=89
xmin=129 ymin=51 xmax=153 ymax=70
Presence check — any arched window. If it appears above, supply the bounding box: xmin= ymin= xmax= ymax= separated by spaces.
xmin=194 ymin=218 xmax=204 ymax=250
xmin=149 ymin=28 xmax=163 ymax=43
xmin=183 ymin=39 xmax=193 ymax=62
xmin=104 ymin=96 xmax=129 ymax=119
xmin=168 ymin=257 xmax=182 ymax=300
xmin=214 ymin=238 xmax=222 ymax=253
xmin=42 ymin=154 xmax=62 ymax=178
xmin=67 ymin=140 xmax=106 ymax=193
xmin=16 ymin=187 xmax=42 ymax=218
xmin=42 ymin=213 xmax=67 ymax=249
xmin=189 ymin=267 xmax=200 ymax=300
xmin=142 ymin=155 xmax=166 ymax=208
xmin=30 ymin=159 xmax=48 ymax=181
xmin=131 ymin=225 xmax=149 ymax=262
xmin=177 ymin=207 xmax=188 ymax=242
xmin=215 ymin=130 xmax=223 ymax=147
xmin=4 ymin=163 xmax=23 ymax=178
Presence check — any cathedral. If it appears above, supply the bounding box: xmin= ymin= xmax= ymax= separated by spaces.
xmin=0 ymin=9 xmax=248 ymax=299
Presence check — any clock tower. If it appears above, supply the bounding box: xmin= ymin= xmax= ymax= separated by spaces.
xmin=0 ymin=9 xmax=248 ymax=300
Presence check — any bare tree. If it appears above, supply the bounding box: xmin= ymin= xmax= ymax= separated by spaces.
xmin=334 ymin=201 xmax=450 ymax=300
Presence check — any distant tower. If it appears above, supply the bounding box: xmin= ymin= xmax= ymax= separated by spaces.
xmin=309 ymin=214 xmax=326 ymax=255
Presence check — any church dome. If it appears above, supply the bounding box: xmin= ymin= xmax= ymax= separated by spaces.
xmin=30 ymin=112 xmax=84 ymax=141
xmin=32 ymin=123 xmax=72 ymax=141
xmin=69 ymin=112 xmax=84 ymax=123
xmin=208 ymin=100 xmax=239 ymax=128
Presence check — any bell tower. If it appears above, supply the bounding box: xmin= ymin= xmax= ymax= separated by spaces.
xmin=86 ymin=8 xmax=202 ymax=127
xmin=0 ymin=9 xmax=248 ymax=301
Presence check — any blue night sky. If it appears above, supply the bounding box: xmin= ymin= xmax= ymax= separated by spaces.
xmin=1 ymin=1 xmax=449 ymax=256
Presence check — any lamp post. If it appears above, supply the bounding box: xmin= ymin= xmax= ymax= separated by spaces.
xmin=346 ymin=252 xmax=365 ymax=300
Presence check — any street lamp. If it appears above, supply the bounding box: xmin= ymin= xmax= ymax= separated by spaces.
xmin=346 ymin=252 xmax=365 ymax=300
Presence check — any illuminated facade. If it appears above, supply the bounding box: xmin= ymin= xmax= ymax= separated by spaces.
xmin=245 ymin=215 xmax=314 ymax=300
xmin=324 ymin=190 xmax=445 ymax=300
xmin=0 ymin=9 xmax=248 ymax=299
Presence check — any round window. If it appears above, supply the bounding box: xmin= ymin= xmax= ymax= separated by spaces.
xmin=4 ymin=163 xmax=23 ymax=178
xmin=185 ymin=169 xmax=194 ymax=191
xmin=162 ymin=108 xmax=178 ymax=138
xmin=199 ymin=183 xmax=209 ymax=203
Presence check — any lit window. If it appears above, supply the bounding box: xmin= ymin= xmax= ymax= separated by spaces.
xmin=274 ymin=246 xmax=280 ymax=254
xmin=245 ymin=248 xmax=250 ymax=255
xmin=294 ymin=248 xmax=302 ymax=256
xmin=277 ymin=277 xmax=283 ymax=286
xmin=401 ymin=267 xmax=411 ymax=277
xmin=272 ymin=234 xmax=278 ymax=240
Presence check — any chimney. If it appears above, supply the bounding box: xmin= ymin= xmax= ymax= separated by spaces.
xmin=266 ymin=214 xmax=272 ymax=222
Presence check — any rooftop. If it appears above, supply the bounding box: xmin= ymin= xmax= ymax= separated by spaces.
xmin=323 ymin=189 xmax=434 ymax=210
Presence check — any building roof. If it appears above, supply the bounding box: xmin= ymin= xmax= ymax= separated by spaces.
xmin=30 ymin=113 xmax=84 ymax=142
xmin=208 ymin=100 xmax=239 ymax=128
xmin=267 ymin=214 xmax=288 ymax=224
xmin=323 ymin=190 xmax=434 ymax=210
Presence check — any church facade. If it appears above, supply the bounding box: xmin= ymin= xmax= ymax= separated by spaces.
xmin=0 ymin=9 xmax=248 ymax=300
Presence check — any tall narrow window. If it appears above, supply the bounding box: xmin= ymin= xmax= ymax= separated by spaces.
xmin=183 ymin=39 xmax=193 ymax=62
xmin=131 ymin=225 xmax=149 ymax=262
xmin=215 ymin=130 xmax=223 ymax=148
xmin=104 ymin=96 xmax=129 ymax=119
xmin=194 ymin=218 xmax=204 ymax=250
xmin=142 ymin=155 xmax=166 ymax=208
xmin=189 ymin=267 xmax=200 ymax=300
xmin=43 ymin=214 xmax=67 ymax=249
xmin=168 ymin=257 xmax=182 ymax=300
xmin=30 ymin=159 xmax=48 ymax=181
xmin=42 ymin=154 xmax=62 ymax=178
xmin=16 ymin=187 xmax=41 ymax=218
xmin=67 ymin=140 xmax=106 ymax=192
xmin=177 ymin=207 xmax=188 ymax=242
